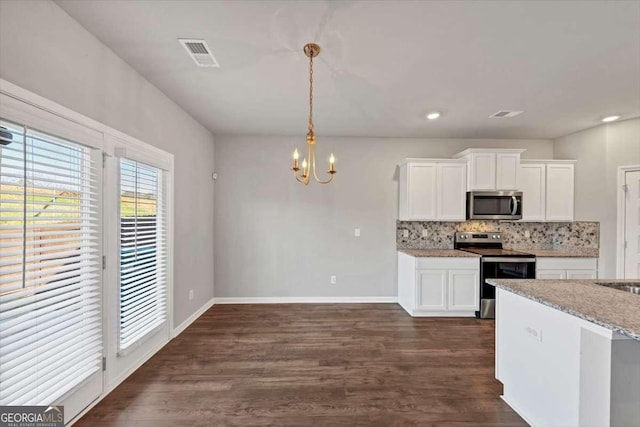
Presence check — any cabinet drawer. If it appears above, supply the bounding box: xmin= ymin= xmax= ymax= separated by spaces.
xmin=416 ymin=257 xmax=479 ymax=270
xmin=536 ymin=257 xmax=597 ymax=271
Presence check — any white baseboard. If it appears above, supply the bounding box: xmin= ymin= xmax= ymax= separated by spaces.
xmin=171 ymin=297 xmax=215 ymax=338
xmin=213 ymin=296 xmax=398 ymax=304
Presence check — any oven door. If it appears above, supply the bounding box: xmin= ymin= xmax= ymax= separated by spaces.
xmin=479 ymin=257 xmax=536 ymax=318
xmin=467 ymin=191 xmax=523 ymax=220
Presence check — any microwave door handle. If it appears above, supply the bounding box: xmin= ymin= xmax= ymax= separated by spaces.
xmin=511 ymin=196 xmax=518 ymax=215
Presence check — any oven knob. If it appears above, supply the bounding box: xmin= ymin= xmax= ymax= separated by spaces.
xmin=492 ymin=235 xmax=498 ymax=239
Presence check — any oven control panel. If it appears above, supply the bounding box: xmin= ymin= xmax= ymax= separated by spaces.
xmin=455 ymin=232 xmax=502 ymax=243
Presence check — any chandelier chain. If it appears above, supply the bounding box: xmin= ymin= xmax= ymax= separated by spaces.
xmin=308 ymin=51 xmax=314 ymax=133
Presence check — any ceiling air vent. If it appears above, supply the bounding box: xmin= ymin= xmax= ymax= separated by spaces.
xmin=489 ymin=110 xmax=523 ymax=118
xmin=178 ymin=39 xmax=219 ymax=67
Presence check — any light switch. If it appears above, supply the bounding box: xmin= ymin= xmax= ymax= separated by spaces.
xmin=421 ymin=229 xmax=429 ymax=238
xmin=403 ymin=230 xmax=409 ymax=238
xmin=354 ymin=228 xmax=361 ymax=237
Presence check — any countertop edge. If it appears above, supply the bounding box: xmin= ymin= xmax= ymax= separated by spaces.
xmin=487 ymin=279 xmax=640 ymax=342
xmin=397 ymin=249 xmax=481 ymax=258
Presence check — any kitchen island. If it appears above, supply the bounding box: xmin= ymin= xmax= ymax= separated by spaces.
xmin=487 ymin=279 xmax=640 ymax=427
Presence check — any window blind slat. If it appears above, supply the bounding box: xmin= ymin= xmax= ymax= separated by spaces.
xmin=0 ymin=121 xmax=102 ymax=406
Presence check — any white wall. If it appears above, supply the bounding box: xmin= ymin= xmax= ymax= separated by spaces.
xmin=214 ymin=136 xmax=553 ymax=298
xmin=0 ymin=0 xmax=215 ymax=325
xmin=554 ymin=118 xmax=640 ymax=278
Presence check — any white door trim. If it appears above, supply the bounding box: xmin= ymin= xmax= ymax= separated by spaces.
xmin=617 ymin=165 xmax=640 ymax=278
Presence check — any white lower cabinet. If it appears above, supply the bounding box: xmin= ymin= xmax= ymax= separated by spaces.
xmin=536 ymin=258 xmax=598 ymax=280
xmin=398 ymin=253 xmax=479 ymax=317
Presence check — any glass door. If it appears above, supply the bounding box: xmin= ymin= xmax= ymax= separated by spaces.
xmin=0 ymin=121 xmax=103 ymax=424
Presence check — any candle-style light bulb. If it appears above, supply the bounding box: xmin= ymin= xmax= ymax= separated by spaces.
xmin=329 ymin=153 xmax=335 ymax=172
xmin=292 ymin=148 xmax=299 ymax=170
xmin=302 ymin=158 xmax=308 ymax=169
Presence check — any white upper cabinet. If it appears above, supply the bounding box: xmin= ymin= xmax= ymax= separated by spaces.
xmin=496 ymin=152 xmax=521 ymax=190
xmin=519 ymin=160 xmax=575 ymax=222
xmin=518 ymin=163 xmax=547 ymax=221
xmin=469 ymin=152 xmax=496 ymax=190
xmin=437 ymin=163 xmax=467 ymax=220
xmin=401 ymin=163 xmax=437 ymax=220
xmin=546 ymin=163 xmax=575 ymax=221
xmin=454 ymin=149 xmax=525 ymax=191
xmin=399 ymin=159 xmax=467 ymax=221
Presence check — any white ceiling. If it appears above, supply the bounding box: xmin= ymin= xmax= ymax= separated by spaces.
xmin=56 ymin=0 xmax=640 ymax=139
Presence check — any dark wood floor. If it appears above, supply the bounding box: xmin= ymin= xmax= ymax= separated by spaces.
xmin=76 ymin=304 xmax=527 ymax=426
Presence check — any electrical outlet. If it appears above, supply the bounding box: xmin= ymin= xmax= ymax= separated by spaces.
xmin=421 ymin=229 xmax=429 ymax=238
xmin=402 ymin=230 xmax=409 ymax=238
xmin=524 ymin=230 xmax=531 ymax=238
xmin=354 ymin=228 xmax=361 ymax=237
xmin=189 ymin=289 xmax=194 ymax=300
xmin=330 ymin=275 xmax=337 ymax=285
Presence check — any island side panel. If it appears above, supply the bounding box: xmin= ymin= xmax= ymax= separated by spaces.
xmin=578 ymin=328 xmax=612 ymax=426
xmin=496 ymin=288 xmax=582 ymax=426
xmin=398 ymin=252 xmax=416 ymax=315
xmin=610 ymin=337 xmax=640 ymax=426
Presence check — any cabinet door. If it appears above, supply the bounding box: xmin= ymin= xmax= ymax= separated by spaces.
xmin=546 ymin=163 xmax=574 ymax=221
xmin=408 ymin=163 xmax=437 ymax=220
xmin=469 ymin=153 xmax=496 ymax=190
xmin=537 ymin=269 xmax=566 ymax=279
xmin=437 ymin=163 xmax=466 ymax=221
xmin=447 ymin=269 xmax=479 ymax=311
xmin=566 ymin=269 xmax=597 ymax=280
xmin=496 ymin=153 xmax=520 ymax=190
xmin=417 ymin=269 xmax=447 ymax=311
xmin=518 ymin=163 xmax=546 ymax=221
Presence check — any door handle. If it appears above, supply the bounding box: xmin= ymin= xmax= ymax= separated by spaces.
xmin=511 ymin=196 xmax=518 ymax=215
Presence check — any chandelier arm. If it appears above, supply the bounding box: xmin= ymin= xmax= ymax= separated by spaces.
xmin=315 ymin=173 xmax=334 ymax=185
xmin=295 ymin=173 xmax=310 ymax=185
xmin=309 ymin=143 xmax=333 ymax=183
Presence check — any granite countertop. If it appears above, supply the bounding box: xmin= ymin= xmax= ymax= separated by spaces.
xmin=519 ymin=248 xmax=599 ymax=258
xmin=398 ymin=249 xmax=481 ymax=258
xmin=487 ymin=279 xmax=640 ymax=341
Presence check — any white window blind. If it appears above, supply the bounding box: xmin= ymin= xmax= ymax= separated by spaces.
xmin=0 ymin=120 xmax=102 ymax=405
xmin=118 ymin=158 xmax=167 ymax=353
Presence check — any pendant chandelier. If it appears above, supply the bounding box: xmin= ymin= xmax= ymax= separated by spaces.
xmin=291 ymin=43 xmax=336 ymax=185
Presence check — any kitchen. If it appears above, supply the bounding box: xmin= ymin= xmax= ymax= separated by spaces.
xmin=396 ymin=146 xmax=640 ymax=425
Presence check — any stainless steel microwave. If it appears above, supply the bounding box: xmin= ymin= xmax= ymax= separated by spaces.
xmin=466 ymin=191 xmax=522 ymax=220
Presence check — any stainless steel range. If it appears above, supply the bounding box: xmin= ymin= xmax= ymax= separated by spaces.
xmin=454 ymin=232 xmax=536 ymax=319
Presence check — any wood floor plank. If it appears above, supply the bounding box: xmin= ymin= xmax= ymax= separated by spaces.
xmin=75 ymin=304 xmax=527 ymax=426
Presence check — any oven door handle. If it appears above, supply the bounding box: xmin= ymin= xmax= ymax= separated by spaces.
xmin=510 ymin=196 xmax=518 ymax=215
xmin=481 ymin=257 xmax=536 ymax=263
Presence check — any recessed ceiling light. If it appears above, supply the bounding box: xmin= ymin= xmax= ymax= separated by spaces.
xmin=426 ymin=112 xmax=441 ymax=120
xmin=601 ymin=115 xmax=620 ymax=123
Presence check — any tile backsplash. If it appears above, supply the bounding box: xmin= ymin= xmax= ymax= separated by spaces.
xmin=397 ymin=221 xmax=599 ymax=254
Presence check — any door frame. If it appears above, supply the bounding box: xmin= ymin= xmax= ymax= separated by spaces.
xmin=616 ymin=165 xmax=640 ymax=278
